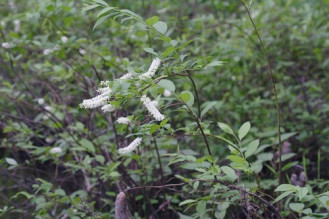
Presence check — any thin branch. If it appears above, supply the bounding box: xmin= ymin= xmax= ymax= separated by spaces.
xmin=241 ymin=1 xmax=283 ymax=185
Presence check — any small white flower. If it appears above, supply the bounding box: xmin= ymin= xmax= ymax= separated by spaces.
xmin=37 ymin=98 xmax=45 ymax=105
xmin=101 ymin=104 xmax=115 ymax=113
xmin=163 ymin=89 xmax=171 ymax=97
xmin=50 ymin=147 xmax=62 ymax=154
xmin=2 ymin=42 xmax=11 ymax=48
xmin=117 ymin=117 xmax=130 ymax=124
xmin=9 ymin=0 xmax=16 ymax=10
xmin=61 ymin=36 xmax=68 ymax=43
xmin=13 ymin=19 xmax=20 ymax=32
xmin=139 ymin=58 xmax=161 ymax=79
xmin=79 ymin=49 xmax=86 ymax=55
xmin=120 ymin=73 xmax=133 ymax=80
xmin=118 ymin=137 xmax=142 ymax=154
xmin=53 ymin=44 xmax=60 ymax=51
xmin=96 ymin=87 xmax=111 ymax=94
xmin=100 ymin=81 xmax=110 ymax=86
xmin=45 ymin=137 xmax=53 ymax=143
xmin=141 ymin=95 xmax=165 ymax=121
xmin=44 ymin=106 xmax=52 ymax=111
xmin=43 ymin=49 xmax=53 ymax=55
xmin=1 ymin=21 xmax=6 ymax=27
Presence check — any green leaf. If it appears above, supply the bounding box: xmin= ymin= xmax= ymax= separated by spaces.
xmin=196 ymin=200 xmax=206 ymax=216
xmin=179 ymin=199 xmax=196 ymax=206
xmin=145 ymin=16 xmax=159 ymax=26
xmin=297 ymin=187 xmax=308 ymax=201
xmin=273 ymin=190 xmax=294 ymax=203
xmin=179 ymin=91 xmax=194 ymax=107
xmin=161 ymin=46 xmax=175 ymax=58
xmin=153 ymin=21 xmax=167 ymax=35
xmin=275 ymin=132 xmax=297 ymax=144
xmin=92 ymin=0 xmax=109 ymax=6
xmin=217 ymin=122 xmax=234 ymax=135
xmin=201 ymin=101 xmax=217 ymax=118
xmin=257 ymin=152 xmax=273 ymax=161
xmin=289 ymin=203 xmax=304 ymax=213
xmin=319 ymin=196 xmax=329 ymax=209
xmin=238 ymin=121 xmax=251 ymax=140
xmin=93 ymin=14 xmax=111 ymax=30
xmin=158 ymin=79 xmax=175 ymax=92
xmin=275 ymin=184 xmax=295 ymax=192
xmin=228 ymin=155 xmax=246 ymax=164
xmin=221 ymin=166 xmax=238 ymax=182
xmin=245 ymin=139 xmax=260 ymax=158
xmin=80 ymin=139 xmax=95 ymax=153
xmin=143 ymin=47 xmax=158 ymax=56
xmin=205 ymin=61 xmax=224 ymax=68
xmin=149 ymin=124 xmax=160 ymax=134
xmin=120 ymin=9 xmax=143 ymax=21
xmin=95 ymin=155 xmax=105 ymax=164
xmin=5 ymin=158 xmax=17 ymax=166
xmin=97 ymin=7 xmax=115 ymax=18
xmin=82 ymin=4 xmax=100 ymax=13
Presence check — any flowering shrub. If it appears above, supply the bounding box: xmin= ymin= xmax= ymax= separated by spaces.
xmin=1 ymin=0 xmax=329 ymax=218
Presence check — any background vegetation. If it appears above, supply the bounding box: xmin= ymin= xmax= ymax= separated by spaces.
xmin=1 ymin=0 xmax=329 ymax=218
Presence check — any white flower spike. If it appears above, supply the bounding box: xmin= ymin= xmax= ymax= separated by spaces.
xmin=139 ymin=58 xmax=161 ymax=79
xmin=118 ymin=137 xmax=142 ymax=154
xmin=141 ymin=95 xmax=165 ymax=121
xmin=101 ymin=104 xmax=115 ymax=113
xmin=120 ymin=73 xmax=133 ymax=80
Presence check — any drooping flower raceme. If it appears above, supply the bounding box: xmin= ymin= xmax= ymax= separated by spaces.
xmin=120 ymin=73 xmax=133 ymax=80
xmin=141 ymin=95 xmax=165 ymax=121
xmin=139 ymin=58 xmax=161 ymax=79
xmin=101 ymin=104 xmax=115 ymax=113
xmin=118 ymin=137 xmax=142 ymax=154
xmin=151 ymin=100 xmax=158 ymax=107
xmin=80 ymin=82 xmax=112 ymax=110
xmin=117 ymin=117 xmax=131 ymax=124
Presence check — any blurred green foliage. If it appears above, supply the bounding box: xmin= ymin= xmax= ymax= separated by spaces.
xmin=0 ymin=0 xmax=329 ymax=218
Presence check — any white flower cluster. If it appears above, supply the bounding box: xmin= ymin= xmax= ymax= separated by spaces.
xmin=37 ymin=98 xmax=45 ymax=105
xmin=139 ymin=58 xmax=161 ymax=79
xmin=61 ymin=36 xmax=68 ymax=43
xmin=120 ymin=73 xmax=133 ymax=80
xmin=14 ymin=19 xmax=20 ymax=32
xmin=141 ymin=95 xmax=165 ymax=121
xmin=80 ymin=82 xmax=113 ymax=112
xmin=163 ymin=89 xmax=171 ymax=97
xmin=118 ymin=137 xmax=142 ymax=154
xmin=2 ymin=42 xmax=12 ymax=49
xmin=79 ymin=49 xmax=86 ymax=55
xmin=117 ymin=117 xmax=131 ymax=124
xmin=50 ymin=147 xmax=62 ymax=154
xmin=101 ymin=104 xmax=115 ymax=112
xmin=43 ymin=44 xmax=60 ymax=55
